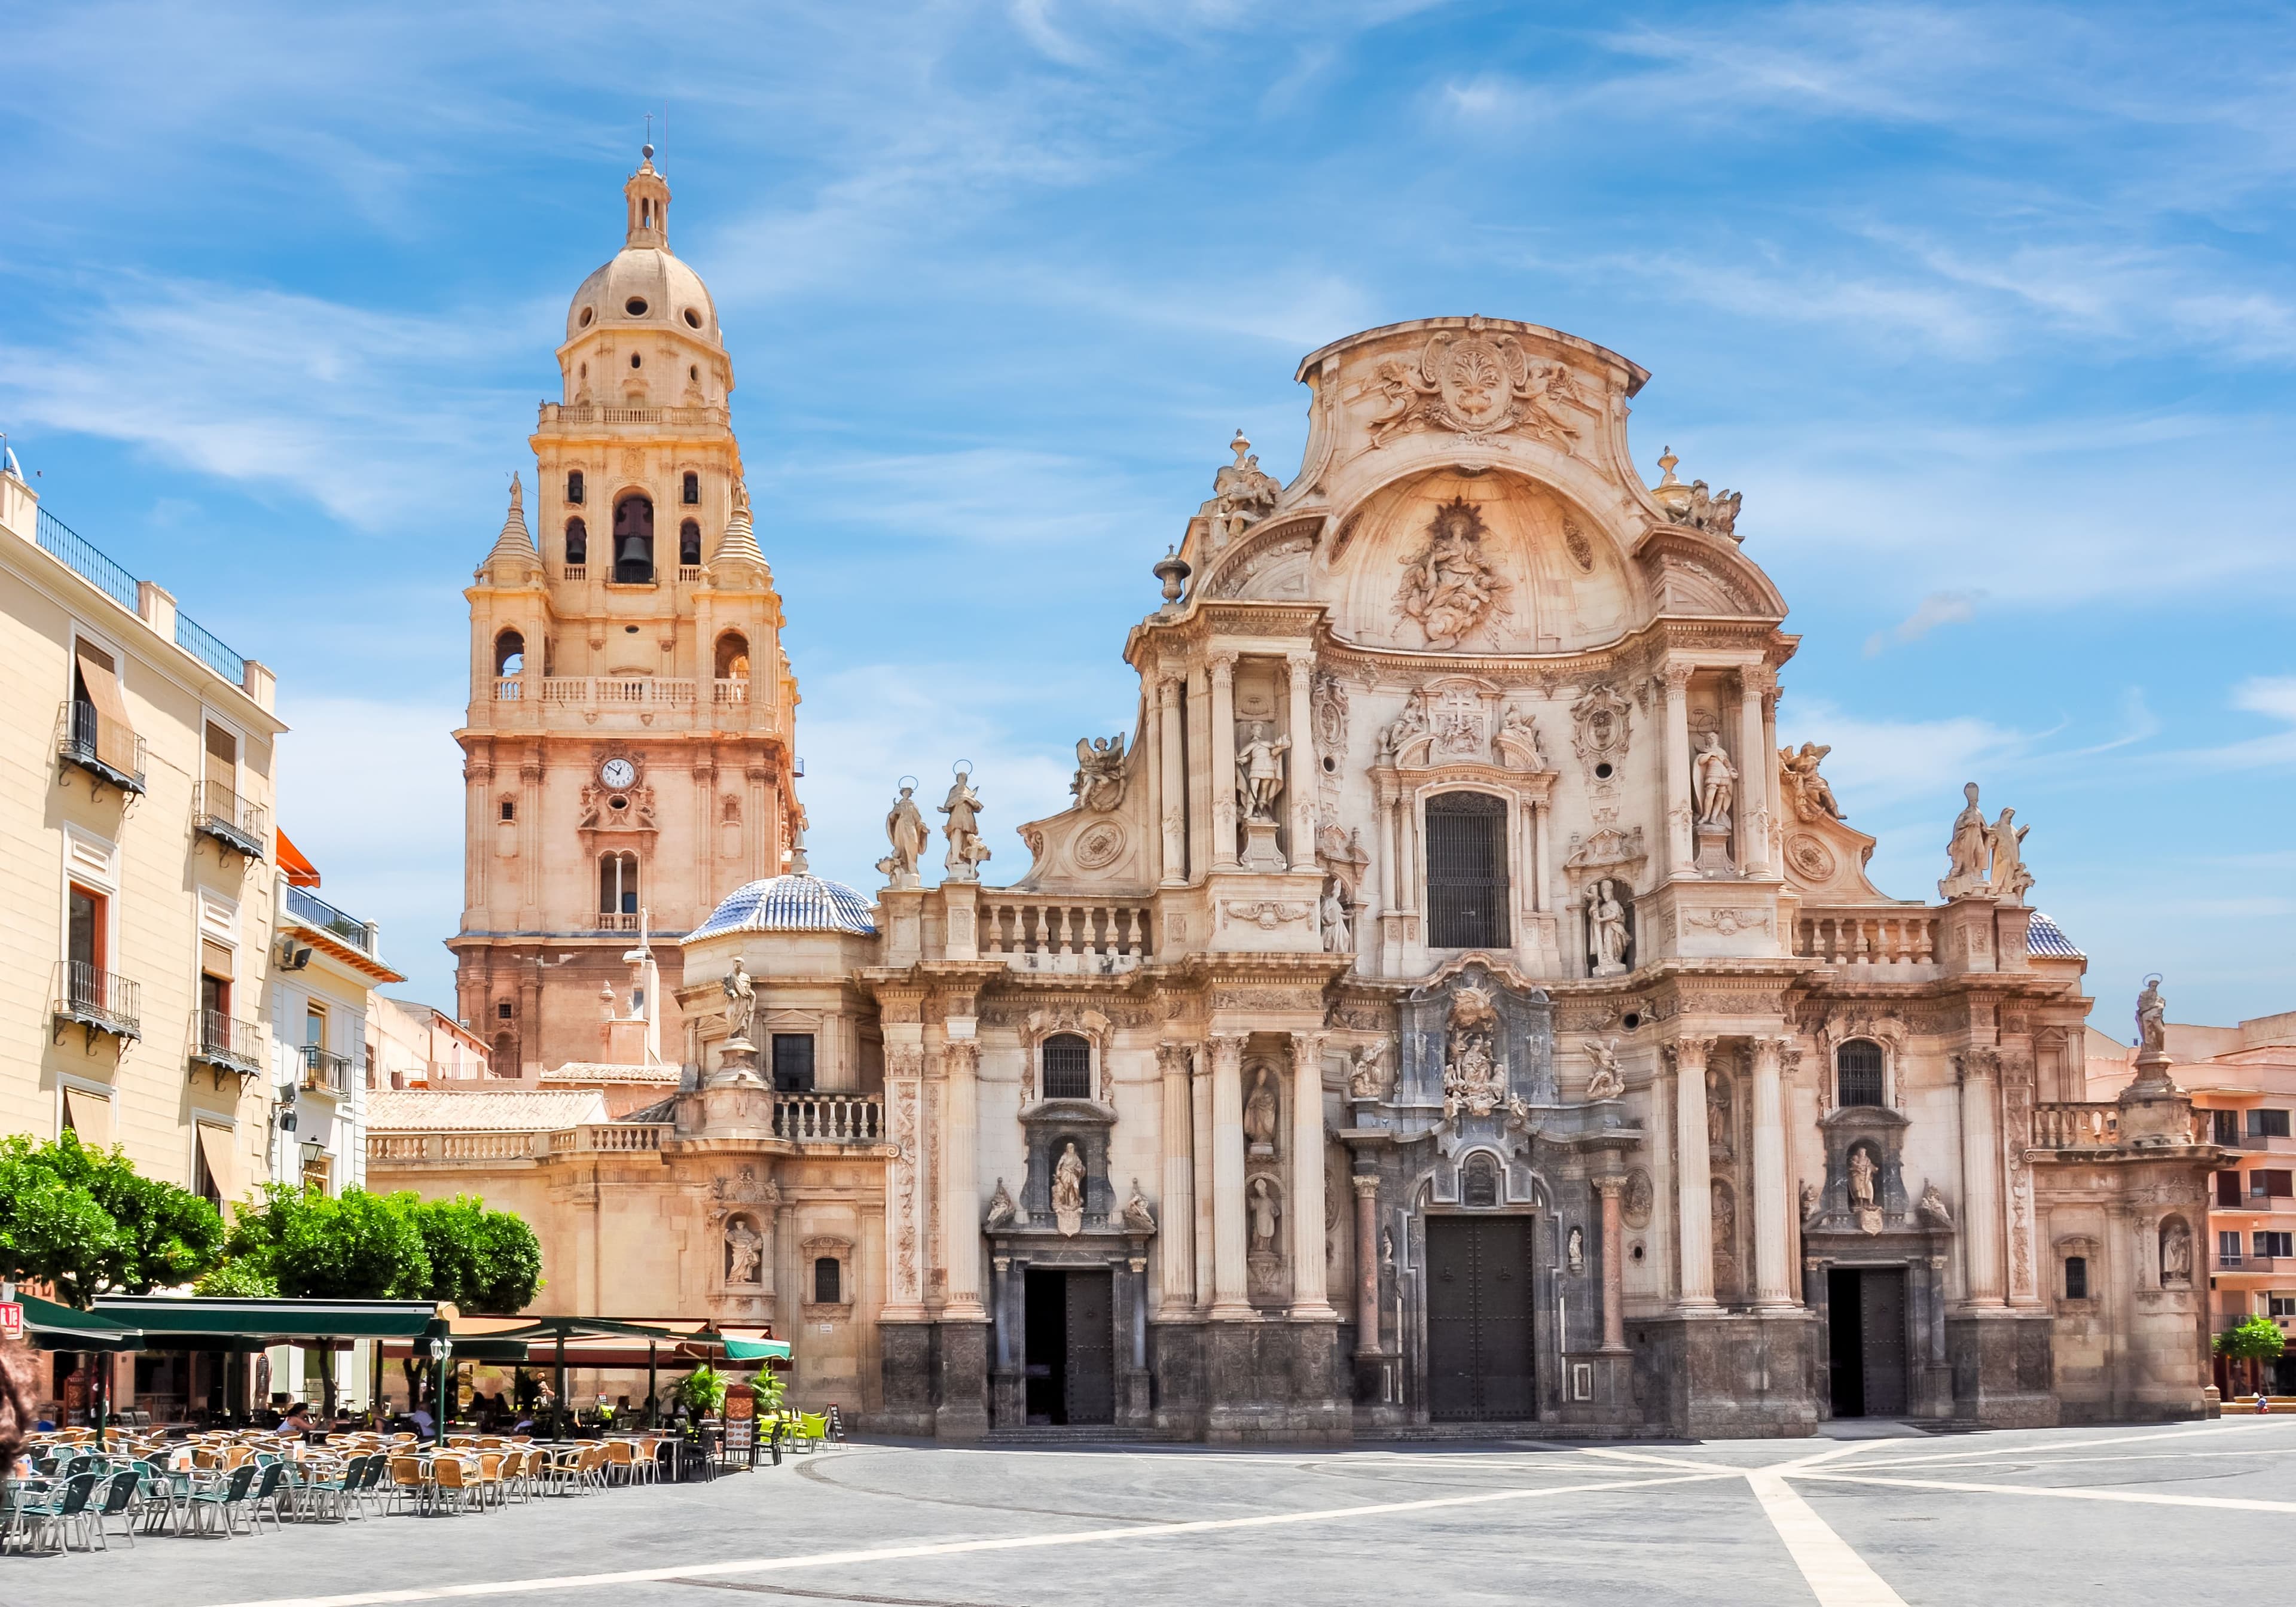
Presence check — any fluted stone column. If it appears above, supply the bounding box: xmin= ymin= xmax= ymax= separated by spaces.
xmin=1157 ymin=1042 xmax=1196 ymax=1315
xmin=1738 ymin=668 xmax=1773 ymax=876
xmin=1959 ymin=1049 xmax=2005 ymax=1306
xmin=1208 ymin=1033 xmax=1251 ymax=1317
xmin=1352 ymin=1174 xmax=1382 ymax=1354
xmin=1209 ymin=653 xmax=1239 ymax=869
xmin=1158 ymin=673 xmax=1187 ymax=885
xmin=1284 ymin=654 xmax=1318 ymax=870
xmin=1661 ymin=663 xmax=1697 ymax=879
xmin=941 ymin=1036 xmax=985 ymax=1320
xmin=1289 ymin=1032 xmax=1334 ymax=1317
xmin=1674 ymin=1034 xmax=1718 ymax=1308
xmin=1595 ymin=1175 xmax=1628 ymax=1352
xmin=1191 ymin=1048 xmax=1216 ymax=1310
xmin=1751 ymin=1035 xmax=1792 ymax=1307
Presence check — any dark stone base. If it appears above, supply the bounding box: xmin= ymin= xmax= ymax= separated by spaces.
xmin=1202 ymin=1317 xmax=1348 ymax=1444
xmin=877 ymin=1319 xmax=937 ymax=1435
xmin=1629 ymin=1309 xmax=1820 ymax=1438
xmin=1149 ymin=1318 xmax=1208 ymax=1437
xmin=935 ymin=1319 xmax=991 ymax=1441
xmin=1947 ymin=1310 xmax=2058 ymax=1428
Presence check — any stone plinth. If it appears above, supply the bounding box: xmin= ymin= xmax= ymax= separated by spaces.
xmin=1239 ymin=817 xmax=1286 ymax=872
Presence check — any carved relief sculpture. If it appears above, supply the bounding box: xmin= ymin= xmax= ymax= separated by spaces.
xmin=2160 ymin=1215 xmax=2193 ymax=1285
xmin=1071 ymin=735 xmax=1128 ymax=813
xmin=1918 ymin=1183 xmax=1953 ymax=1228
xmin=1361 ymin=330 xmax=1584 ymax=450
xmin=1693 ymin=731 xmax=1736 ymax=829
xmin=1570 ymin=682 xmax=1633 ymax=772
xmin=1394 ymin=498 xmax=1510 ymax=649
xmin=1051 ymin=1142 xmax=1087 ymax=1237
xmin=1379 ymin=691 xmax=1430 ymax=763
xmin=1311 ymin=671 xmax=1348 ymax=753
xmin=1987 ymin=807 xmax=2032 ymax=902
xmin=1247 ymin=1175 xmax=1283 ymax=1251
xmin=1347 ymin=1041 xmax=1391 ymax=1101
xmin=984 ymin=1178 xmax=1017 ymax=1233
xmin=1321 ymin=879 xmax=1353 ymax=955
xmin=1588 ymin=878 xmax=1631 ymax=977
xmin=1122 ymin=1180 xmax=1158 ymax=1234
xmin=1440 ymin=983 xmax=1507 ymax=1121
xmin=939 ymin=767 xmax=991 ymax=881
xmin=1494 ymin=704 xmax=1546 ymax=770
xmin=1778 ymin=742 xmax=1845 ymax=821
xmin=1583 ymin=1038 xmax=1626 ymax=1101
xmin=877 ymin=783 xmax=929 ymax=886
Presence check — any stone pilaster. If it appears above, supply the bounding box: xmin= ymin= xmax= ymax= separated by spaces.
xmin=1595 ymin=1175 xmax=1628 ymax=1352
xmin=1288 ymin=1032 xmax=1334 ymax=1318
xmin=1958 ymin=1048 xmax=2005 ymax=1307
xmin=1673 ymin=1034 xmax=1718 ymax=1308
xmin=940 ymin=1036 xmax=984 ymax=1321
xmin=1751 ymin=1035 xmax=1793 ymax=1307
xmin=1738 ymin=667 xmax=1774 ymax=876
xmin=1157 ymin=1042 xmax=1197 ymax=1316
xmin=1284 ymin=654 xmax=1317 ymax=869
xmin=1158 ymin=672 xmax=1187 ymax=885
xmin=1209 ymin=652 xmax=1239 ymax=869
xmin=1660 ymin=663 xmax=1697 ymax=879
xmin=1208 ymin=1032 xmax=1251 ymax=1318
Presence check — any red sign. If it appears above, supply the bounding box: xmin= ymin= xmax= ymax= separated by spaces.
xmin=0 ymin=1303 xmax=21 ymax=1341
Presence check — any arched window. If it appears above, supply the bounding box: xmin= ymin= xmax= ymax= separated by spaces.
xmin=1837 ymin=1041 xmax=1885 ymax=1108
xmin=599 ymin=852 xmax=639 ymax=917
xmin=1042 ymin=1033 xmax=1091 ymax=1100
xmin=813 ymin=1257 xmax=841 ymax=1304
xmin=1426 ymin=791 xmax=1509 ymax=949
xmin=566 ymin=470 xmax=584 ymax=505
xmin=679 ymin=519 xmax=702 ymax=566
xmin=612 ymin=493 xmax=654 ymax=584
xmin=1462 ymin=1152 xmax=1500 ymax=1208
xmin=715 ymin=632 xmax=751 ymax=680
xmin=493 ymin=630 xmax=524 ymax=675
xmin=682 ymin=471 xmax=700 ymax=505
xmin=564 ymin=517 xmax=587 ymax=565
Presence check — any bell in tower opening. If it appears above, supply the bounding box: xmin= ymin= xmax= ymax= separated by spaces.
xmin=613 ymin=492 xmax=654 ymax=584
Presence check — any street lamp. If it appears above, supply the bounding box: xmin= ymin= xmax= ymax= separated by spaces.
xmin=426 ymin=1335 xmax=452 ymax=1447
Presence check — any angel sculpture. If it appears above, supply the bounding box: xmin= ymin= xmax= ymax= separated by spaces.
xmin=1121 ymin=1179 xmax=1158 ymax=1234
xmin=1071 ymin=734 xmax=1128 ymax=813
xmin=1583 ymin=1038 xmax=1626 ymax=1102
xmin=1778 ymin=742 xmax=1845 ymax=821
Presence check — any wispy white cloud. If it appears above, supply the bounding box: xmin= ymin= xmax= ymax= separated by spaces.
xmin=1864 ymin=588 xmax=1981 ymax=656
xmin=1776 ymin=700 xmax=2025 ymax=814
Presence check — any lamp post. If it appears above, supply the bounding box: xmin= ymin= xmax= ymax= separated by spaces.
xmin=426 ymin=1335 xmax=452 ymax=1448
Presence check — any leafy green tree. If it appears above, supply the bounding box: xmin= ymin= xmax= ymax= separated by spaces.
xmin=410 ymin=1194 xmax=542 ymax=1313
xmin=2216 ymin=1313 xmax=2286 ymax=1363
xmin=0 ymin=1133 xmax=221 ymax=1307
xmin=193 ymin=1258 xmax=278 ymax=1298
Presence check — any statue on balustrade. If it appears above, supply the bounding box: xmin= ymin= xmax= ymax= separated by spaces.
xmin=878 ymin=782 xmax=929 ymax=886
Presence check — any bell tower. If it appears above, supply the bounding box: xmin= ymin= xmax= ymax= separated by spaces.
xmin=450 ymin=148 xmax=801 ymax=1079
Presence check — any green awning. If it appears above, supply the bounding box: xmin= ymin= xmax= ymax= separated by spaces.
xmin=720 ymin=1337 xmax=791 ymax=1361
xmin=19 ymin=1294 xmax=144 ymax=1352
xmin=93 ymin=1295 xmax=439 ymax=1342
xmin=481 ymin=1316 xmax=690 ymax=1343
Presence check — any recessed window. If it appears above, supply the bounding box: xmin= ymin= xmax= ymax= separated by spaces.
xmin=2251 ymin=1109 xmax=2292 ymax=1139
xmin=629 ymin=353 xmax=642 ymax=369
xmin=682 ymin=472 xmax=700 ymax=505
xmin=612 ymin=493 xmax=655 ymax=583
xmin=1621 ymin=1012 xmax=1641 ymax=1031
xmin=599 ymin=851 xmax=639 ymax=916
xmin=689 ymin=365 xmax=700 ymax=382
xmin=566 ymin=470 xmax=584 ymax=505
xmin=493 ymin=630 xmax=524 ymax=676
xmin=624 ymin=297 xmax=649 ymax=316
xmin=496 ymin=1001 xmax=513 ymax=1020
xmin=1042 ymin=1034 xmax=1091 ymax=1100
xmin=1425 ymin=791 xmax=1509 ymax=949
xmin=771 ymin=1033 xmax=816 ymax=1093
xmin=2064 ymin=1255 xmax=2089 ymax=1299
xmin=564 ymin=517 xmax=587 ymax=565
xmin=499 ymin=800 xmax=515 ymax=822
xmin=579 ymin=307 xmax=594 ymax=328
xmin=1837 ymin=1041 xmax=1886 ymax=1108
xmin=683 ymin=308 xmax=703 ymax=330
xmin=813 ymin=1256 xmax=841 ymax=1303
xmin=680 ymin=519 xmax=702 ymax=565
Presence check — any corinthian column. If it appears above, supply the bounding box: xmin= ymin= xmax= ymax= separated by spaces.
xmin=1660 ymin=664 xmax=1697 ymax=879
xmin=1284 ymin=655 xmax=1318 ymax=870
xmin=1750 ymin=1036 xmax=1792 ymax=1307
xmin=1156 ymin=1042 xmax=1196 ymax=1316
xmin=1158 ymin=673 xmax=1187 ymax=885
xmin=1673 ymin=1035 xmax=1718 ymax=1308
xmin=1208 ymin=1033 xmax=1251 ymax=1317
xmin=1289 ymin=1032 xmax=1334 ymax=1318
xmin=1208 ymin=652 xmax=1239 ymax=868
xmin=941 ymin=1036 xmax=985 ymax=1320
xmin=1352 ymin=1174 xmax=1382 ymax=1354
xmin=1959 ymin=1049 xmax=2005 ymax=1306
xmin=1595 ymin=1175 xmax=1628 ymax=1352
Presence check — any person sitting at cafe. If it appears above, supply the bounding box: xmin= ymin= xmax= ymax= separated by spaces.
xmin=279 ymin=1401 xmax=315 ymax=1435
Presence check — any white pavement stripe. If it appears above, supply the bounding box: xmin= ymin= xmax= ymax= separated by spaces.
xmin=1845 ymin=1419 xmax=2292 ymax=1469
xmin=1795 ymin=1470 xmax=2296 ymax=1515
xmin=1846 ymin=1445 xmax=2296 ymax=1475
xmin=1577 ymin=1446 xmax=1737 ymax=1474
xmin=207 ymin=1469 xmax=1742 ymax=1607
xmin=1744 ymin=1471 xmax=1909 ymax=1607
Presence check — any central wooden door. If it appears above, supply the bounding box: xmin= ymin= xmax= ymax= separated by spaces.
xmin=1062 ymin=1270 xmax=1115 ymax=1426
xmin=1426 ymin=1217 xmax=1535 ymax=1420
xmin=1858 ymin=1268 xmax=1909 ymax=1416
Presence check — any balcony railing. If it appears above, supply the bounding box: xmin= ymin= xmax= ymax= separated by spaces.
xmin=2033 ymin=1102 xmax=2121 ymax=1149
xmin=191 ymin=1010 xmax=265 ymax=1081
xmin=979 ymin=897 xmax=1155 ymax=974
xmin=772 ymin=1093 xmax=884 ymax=1143
xmin=677 ymin=565 xmax=703 ymax=583
xmin=55 ymin=700 xmax=146 ymax=795
xmin=538 ymin=402 xmax=728 ymax=428
xmin=1793 ymin=910 xmax=1940 ymax=968
xmin=193 ymin=780 xmax=268 ymax=859
xmin=713 ymin=678 xmax=750 ymax=705
xmin=35 ymin=507 xmax=249 ymax=688
xmin=549 ymin=1124 xmax=670 ymax=1154
xmin=2215 ymin=1253 xmax=2283 ymax=1274
xmin=597 ymin=911 xmax=639 ymax=932
xmin=300 ymin=1042 xmax=356 ymax=1095
xmin=283 ymin=883 xmax=375 ymax=954
xmin=51 ymin=961 xmax=141 ymax=1045
xmin=562 ymin=564 xmax=587 ymax=581
xmin=494 ymin=676 xmax=524 ymax=701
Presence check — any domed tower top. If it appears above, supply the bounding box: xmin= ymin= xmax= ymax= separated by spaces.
xmin=626 ymin=143 xmax=670 ymax=249
xmin=562 ymin=146 xmax=724 ymax=359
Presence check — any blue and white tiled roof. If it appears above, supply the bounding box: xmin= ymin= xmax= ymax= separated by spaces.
xmin=2026 ymin=911 xmax=2083 ymax=959
xmin=685 ymin=873 xmax=878 ymax=940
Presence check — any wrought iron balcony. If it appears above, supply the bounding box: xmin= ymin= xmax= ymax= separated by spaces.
xmin=51 ymin=961 xmax=141 ymax=1047
xmin=191 ymin=1010 xmax=265 ymax=1084
xmin=283 ymin=883 xmax=375 ymax=953
xmin=54 ymin=700 xmax=146 ymax=795
xmin=193 ymin=780 xmax=268 ymax=859
xmin=300 ymin=1042 xmax=356 ymax=1095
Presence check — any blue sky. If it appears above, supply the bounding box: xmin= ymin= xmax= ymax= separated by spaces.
xmin=5 ymin=2 xmax=2292 ymax=1033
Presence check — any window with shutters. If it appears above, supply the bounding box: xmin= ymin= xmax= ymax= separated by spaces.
xmin=2254 ymin=1169 xmax=2294 ymax=1200
xmin=1836 ymin=1041 xmax=1886 ymax=1108
xmin=1043 ymin=1033 xmax=1091 ymax=1100
xmin=1425 ymin=792 xmax=1509 ymax=949
xmin=2251 ymin=1108 xmax=2292 ymax=1139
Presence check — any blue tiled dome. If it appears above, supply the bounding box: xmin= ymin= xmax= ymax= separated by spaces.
xmin=686 ymin=874 xmax=877 ymax=940
xmin=2025 ymin=911 xmax=2083 ymax=959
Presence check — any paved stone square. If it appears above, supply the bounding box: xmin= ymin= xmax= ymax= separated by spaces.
xmin=15 ymin=1418 xmax=2295 ymax=1607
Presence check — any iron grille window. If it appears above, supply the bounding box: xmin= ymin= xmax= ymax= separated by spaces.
xmin=1043 ymin=1034 xmax=1091 ymax=1100
xmin=2063 ymin=1255 xmax=2088 ymax=1299
xmin=1836 ymin=1041 xmax=1885 ymax=1108
xmin=770 ymin=1033 xmax=816 ymax=1093
xmin=814 ymin=1257 xmax=841 ymax=1303
xmin=1425 ymin=792 xmax=1509 ymax=949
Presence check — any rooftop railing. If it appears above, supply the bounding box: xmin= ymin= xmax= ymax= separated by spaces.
xmin=35 ymin=506 xmax=249 ymax=688
xmin=283 ymin=883 xmax=375 ymax=954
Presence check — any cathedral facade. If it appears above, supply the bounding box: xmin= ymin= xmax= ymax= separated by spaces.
xmin=381 ymin=156 xmax=2221 ymax=1439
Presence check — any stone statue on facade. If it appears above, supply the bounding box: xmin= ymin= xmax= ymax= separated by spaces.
xmin=2160 ymin=1215 xmax=2193 ymax=1285
xmin=1379 ymin=693 xmax=1429 ymax=763
xmin=1494 ymin=703 xmax=1546 ymax=770
xmin=1440 ymin=984 xmax=1507 ymax=1121
xmin=1320 ymin=879 xmax=1352 ymax=955
xmin=1583 ymin=1038 xmax=1626 ymax=1101
xmin=1693 ymin=731 xmax=1736 ymax=828
xmin=878 ymin=783 xmax=929 ymax=887
xmin=939 ymin=767 xmax=991 ymax=881
xmin=1848 ymin=1146 xmax=1878 ymax=1209
xmin=724 ymin=1218 xmax=764 ymax=1285
xmin=1987 ymin=807 xmax=2032 ymax=902
xmin=2135 ymin=974 xmax=2167 ymax=1054
xmin=1567 ymin=1225 xmax=1585 ymax=1274
xmin=1778 ymin=742 xmax=1845 ymax=821
xmin=1247 ymin=1175 xmax=1282 ymax=1251
xmin=1940 ymin=781 xmax=1990 ymax=899
xmin=1235 ymin=721 xmax=1290 ymax=823
xmin=984 ymin=1178 xmax=1017 ymax=1233
xmin=721 ymin=958 xmax=756 ymax=1044
xmin=1071 ymin=734 xmax=1127 ymax=813
xmin=1394 ymin=498 xmax=1509 ymax=649
xmin=1347 ymin=1041 xmax=1390 ymax=1102
xmin=1121 ymin=1179 xmax=1157 ymax=1234
xmin=1243 ymin=1066 xmax=1279 ymax=1153
xmin=1051 ymin=1143 xmax=1087 ymax=1237
xmin=1589 ymin=878 xmax=1630 ymax=977
xmin=1800 ymin=1181 xmax=1820 ymax=1222
xmin=1918 ymin=1182 xmax=1953 ymax=1228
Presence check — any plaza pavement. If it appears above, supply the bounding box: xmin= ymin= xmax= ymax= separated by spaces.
xmin=12 ymin=1417 xmax=2296 ymax=1607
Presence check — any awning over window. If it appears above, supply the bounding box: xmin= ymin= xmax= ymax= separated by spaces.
xmin=194 ymin=1121 xmax=238 ymax=1205
xmin=61 ymin=1085 xmax=114 ymax=1146
xmin=18 ymin=1294 xmax=144 ymax=1352
xmin=72 ymin=640 xmax=140 ymax=777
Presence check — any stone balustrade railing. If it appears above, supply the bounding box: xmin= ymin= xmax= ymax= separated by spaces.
xmin=370 ymin=1103 xmax=882 ymax=1165
xmin=481 ymin=675 xmax=778 ymax=733
xmin=368 ymin=1130 xmax=549 ymax=1164
xmin=773 ymin=1093 xmax=883 ymax=1143
xmin=980 ymin=898 xmax=1153 ymax=974
xmin=549 ymin=1123 xmax=670 ymax=1154
xmin=2032 ymin=1102 xmax=2120 ymax=1149
xmin=1794 ymin=910 xmax=1940 ymax=968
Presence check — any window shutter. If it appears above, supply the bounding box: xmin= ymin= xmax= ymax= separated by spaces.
xmin=201 ymin=940 xmax=235 ymax=981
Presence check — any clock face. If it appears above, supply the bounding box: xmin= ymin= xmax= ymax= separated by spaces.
xmin=600 ymin=758 xmax=637 ymax=789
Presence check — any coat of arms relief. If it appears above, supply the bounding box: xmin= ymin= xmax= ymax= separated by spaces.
xmin=1359 ymin=329 xmax=1592 ymax=451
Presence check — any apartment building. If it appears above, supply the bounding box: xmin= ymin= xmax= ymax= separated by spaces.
xmin=368 ymin=993 xmax=493 ymax=1090
xmin=2090 ymin=1011 xmax=2296 ymax=1393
